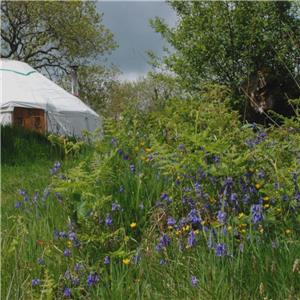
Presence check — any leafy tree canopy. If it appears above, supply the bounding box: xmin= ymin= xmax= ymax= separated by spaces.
xmin=1 ymin=1 xmax=117 ymax=76
xmin=150 ymin=1 xmax=300 ymax=92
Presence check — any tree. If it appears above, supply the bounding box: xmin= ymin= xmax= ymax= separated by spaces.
xmin=1 ymin=1 xmax=117 ymax=77
xmin=150 ymin=2 xmax=300 ymax=99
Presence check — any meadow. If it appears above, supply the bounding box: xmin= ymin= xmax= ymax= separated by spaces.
xmin=2 ymin=88 xmax=300 ymax=299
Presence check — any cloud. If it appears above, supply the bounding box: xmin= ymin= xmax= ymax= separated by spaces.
xmin=97 ymin=1 xmax=177 ymax=81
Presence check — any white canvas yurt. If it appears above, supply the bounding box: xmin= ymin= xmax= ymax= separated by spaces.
xmin=0 ymin=59 xmax=101 ymax=137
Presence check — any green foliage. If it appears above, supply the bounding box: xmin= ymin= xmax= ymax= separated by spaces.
xmin=150 ymin=1 xmax=300 ymax=99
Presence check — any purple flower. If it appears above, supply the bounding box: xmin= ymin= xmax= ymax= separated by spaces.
xmin=295 ymin=192 xmax=300 ymax=201
xmin=160 ymin=234 xmax=171 ymax=247
xmin=187 ymin=209 xmax=201 ymax=225
xmin=130 ymin=164 xmax=135 ymax=172
xmin=217 ymin=211 xmax=226 ymax=224
xmin=37 ymin=257 xmax=45 ymax=265
xmin=156 ymin=234 xmax=171 ymax=251
xmin=63 ymin=287 xmax=71 ymax=298
xmin=105 ymin=214 xmax=112 ymax=226
xmin=215 ymin=243 xmax=227 ymax=257
xmin=191 ymin=276 xmax=198 ymax=287
xmin=64 ymin=249 xmax=71 ymax=257
xmin=74 ymin=263 xmax=84 ymax=273
xmin=133 ymin=254 xmax=141 ymax=264
xmin=258 ymin=170 xmax=265 ymax=179
xmin=188 ymin=230 xmax=196 ymax=247
xmin=15 ymin=201 xmax=22 ymax=208
xmin=19 ymin=189 xmax=26 ymax=196
xmin=123 ymin=154 xmax=129 ymax=160
xmin=87 ymin=272 xmax=100 ymax=287
xmin=167 ymin=217 xmax=176 ymax=227
xmin=23 ymin=195 xmax=29 ymax=202
xmin=178 ymin=143 xmax=185 ymax=150
xmin=104 ymin=256 xmax=110 ymax=265
xmin=111 ymin=138 xmax=118 ymax=146
xmin=112 ymin=202 xmax=121 ymax=211
xmin=230 ymin=193 xmax=238 ymax=202
xmin=68 ymin=231 xmax=77 ymax=241
xmin=251 ymin=204 xmax=263 ymax=224
xmin=119 ymin=186 xmax=125 ymax=193
xmin=32 ymin=278 xmax=41 ymax=287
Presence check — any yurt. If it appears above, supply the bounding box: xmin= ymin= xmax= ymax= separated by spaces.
xmin=0 ymin=59 xmax=101 ymax=137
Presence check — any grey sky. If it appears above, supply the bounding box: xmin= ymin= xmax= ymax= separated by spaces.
xmin=96 ymin=1 xmax=177 ymax=81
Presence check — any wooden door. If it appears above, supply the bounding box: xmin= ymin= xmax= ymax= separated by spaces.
xmin=13 ymin=107 xmax=46 ymax=134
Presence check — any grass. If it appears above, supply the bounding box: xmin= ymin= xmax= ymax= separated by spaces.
xmin=1 ymin=94 xmax=300 ymax=300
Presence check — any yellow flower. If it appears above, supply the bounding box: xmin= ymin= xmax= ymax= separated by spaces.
xmin=124 ymin=236 xmax=129 ymax=242
xmin=263 ymin=204 xmax=270 ymax=208
xmin=201 ymin=221 xmax=206 ymax=226
xmin=141 ymin=156 xmax=146 ymax=161
xmin=276 ymin=208 xmax=282 ymax=212
xmin=241 ymin=229 xmax=246 ymax=234
xmin=255 ymin=183 xmax=261 ymax=189
xmin=122 ymin=258 xmax=130 ymax=265
xmin=263 ymin=196 xmax=270 ymax=201
xmin=145 ymin=147 xmax=152 ymax=153
xmin=259 ymin=227 xmax=264 ymax=234
xmin=238 ymin=213 xmax=245 ymax=219
xmin=67 ymin=241 xmax=72 ymax=248
xmin=130 ymin=222 xmax=137 ymax=229
xmin=175 ymin=230 xmax=181 ymax=236
xmin=285 ymin=229 xmax=292 ymax=235
xmin=227 ymin=226 xmax=232 ymax=231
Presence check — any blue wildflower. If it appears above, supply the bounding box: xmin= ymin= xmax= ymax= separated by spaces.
xmin=167 ymin=217 xmax=176 ymax=227
xmin=187 ymin=209 xmax=201 ymax=225
xmin=188 ymin=230 xmax=196 ymax=247
xmin=104 ymin=256 xmax=110 ymax=265
xmin=15 ymin=201 xmax=22 ymax=208
xmin=87 ymin=272 xmax=100 ymax=287
xmin=191 ymin=276 xmax=198 ymax=287
xmin=119 ymin=186 xmax=125 ymax=193
xmin=217 ymin=210 xmax=226 ymax=224
xmin=37 ymin=257 xmax=45 ymax=265
xmin=74 ymin=263 xmax=84 ymax=273
xmin=160 ymin=234 xmax=171 ymax=247
xmin=64 ymin=268 xmax=71 ymax=280
xmin=112 ymin=202 xmax=121 ymax=211
xmin=64 ymin=249 xmax=71 ymax=257
xmin=19 ymin=189 xmax=26 ymax=195
xmin=105 ymin=214 xmax=112 ymax=226
xmin=32 ymin=278 xmax=41 ymax=287
xmin=251 ymin=204 xmax=263 ymax=224
xmin=215 ymin=243 xmax=227 ymax=257
xmin=63 ymin=287 xmax=71 ymax=298
xmin=130 ymin=164 xmax=135 ymax=172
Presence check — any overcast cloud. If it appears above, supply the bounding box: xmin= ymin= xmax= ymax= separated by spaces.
xmin=96 ymin=1 xmax=177 ymax=81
